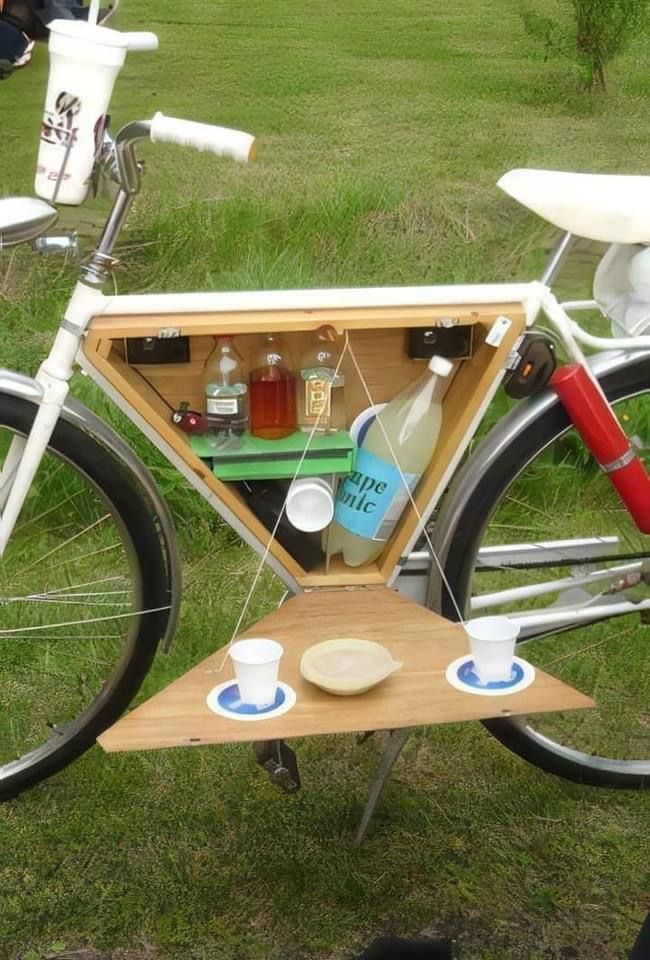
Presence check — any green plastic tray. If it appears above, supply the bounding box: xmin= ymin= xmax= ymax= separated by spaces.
xmin=190 ymin=430 xmax=355 ymax=481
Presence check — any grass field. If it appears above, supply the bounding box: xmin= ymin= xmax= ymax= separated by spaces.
xmin=1 ymin=1 xmax=650 ymax=958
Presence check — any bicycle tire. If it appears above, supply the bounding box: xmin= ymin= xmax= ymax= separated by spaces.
xmin=0 ymin=393 xmax=169 ymax=800
xmin=439 ymin=356 xmax=650 ymax=788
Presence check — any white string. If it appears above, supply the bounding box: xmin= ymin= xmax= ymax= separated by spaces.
xmin=345 ymin=343 xmax=466 ymax=625
xmin=217 ymin=335 xmax=351 ymax=670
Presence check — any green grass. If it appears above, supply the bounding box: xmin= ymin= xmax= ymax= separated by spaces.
xmin=1 ymin=0 xmax=650 ymax=957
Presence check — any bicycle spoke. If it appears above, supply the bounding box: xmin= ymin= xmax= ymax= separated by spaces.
xmin=537 ymin=632 xmax=624 ymax=670
xmin=49 ymin=541 xmax=122 ymax=571
xmin=0 ymin=605 xmax=170 ymax=637
xmin=43 ymin=575 xmax=129 ymax=595
xmin=3 ymin=595 xmax=132 ymax=605
xmin=17 ymin=514 xmax=114 ymax=577
xmin=4 ymin=635 xmax=121 ymax=642
xmin=10 ymin=470 xmax=75 ymax=532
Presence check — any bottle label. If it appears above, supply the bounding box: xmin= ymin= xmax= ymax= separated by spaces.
xmin=301 ymin=366 xmax=344 ymax=387
xmin=334 ymin=448 xmax=419 ymax=542
xmin=304 ymin=378 xmax=331 ymax=420
xmin=207 ymin=397 xmax=240 ymax=415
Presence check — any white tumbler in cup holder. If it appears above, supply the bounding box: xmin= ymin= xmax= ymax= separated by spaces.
xmin=465 ymin=616 xmax=520 ymax=684
xmin=35 ymin=20 xmax=128 ymax=206
xmin=228 ymin=638 xmax=284 ymax=708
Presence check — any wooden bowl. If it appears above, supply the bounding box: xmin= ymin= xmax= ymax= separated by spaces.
xmin=300 ymin=638 xmax=403 ymax=696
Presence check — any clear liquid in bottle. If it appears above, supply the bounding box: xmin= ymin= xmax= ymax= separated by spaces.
xmin=203 ymin=336 xmax=248 ymax=435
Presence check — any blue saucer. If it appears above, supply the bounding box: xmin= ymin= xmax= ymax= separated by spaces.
xmin=217 ymin=682 xmax=286 ymax=716
xmin=456 ymin=659 xmax=524 ymax=690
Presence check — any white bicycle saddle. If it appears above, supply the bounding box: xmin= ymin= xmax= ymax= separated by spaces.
xmin=498 ymin=168 xmax=650 ymax=244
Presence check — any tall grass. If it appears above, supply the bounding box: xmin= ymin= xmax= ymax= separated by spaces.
xmin=125 ymin=182 xmax=546 ymax=294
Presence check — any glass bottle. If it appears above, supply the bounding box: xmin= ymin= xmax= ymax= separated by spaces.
xmin=203 ymin=336 xmax=249 ymax=436
xmin=297 ymin=326 xmax=344 ymax=434
xmin=249 ymin=333 xmax=296 ymax=439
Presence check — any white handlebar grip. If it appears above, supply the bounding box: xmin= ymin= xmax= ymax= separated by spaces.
xmin=150 ymin=112 xmax=256 ymax=162
xmin=125 ymin=32 xmax=159 ymax=51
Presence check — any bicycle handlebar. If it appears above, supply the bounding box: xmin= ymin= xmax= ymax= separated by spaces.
xmin=149 ymin=112 xmax=257 ymax=162
xmin=124 ymin=32 xmax=159 ymax=51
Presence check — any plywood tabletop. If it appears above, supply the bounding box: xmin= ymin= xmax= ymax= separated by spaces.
xmin=98 ymin=588 xmax=594 ymax=753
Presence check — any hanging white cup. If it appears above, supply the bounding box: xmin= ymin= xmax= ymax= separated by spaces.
xmin=285 ymin=477 xmax=334 ymax=533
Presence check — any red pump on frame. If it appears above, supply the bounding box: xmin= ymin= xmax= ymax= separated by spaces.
xmin=551 ymin=364 xmax=650 ymax=534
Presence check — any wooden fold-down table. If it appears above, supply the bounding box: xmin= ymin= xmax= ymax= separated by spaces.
xmin=99 ymin=588 xmax=594 ymax=841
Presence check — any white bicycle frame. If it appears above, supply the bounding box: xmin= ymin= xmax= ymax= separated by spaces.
xmin=1 ymin=112 xmax=649 ymax=632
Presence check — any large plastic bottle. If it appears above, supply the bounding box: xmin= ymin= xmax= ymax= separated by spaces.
xmin=327 ymin=355 xmax=453 ymax=567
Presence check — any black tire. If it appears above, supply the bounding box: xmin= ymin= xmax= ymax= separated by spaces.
xmin=0 ymin=394 xmax=169 ymax=800
xmin=440 ymin=356 xmax=650 ymax=788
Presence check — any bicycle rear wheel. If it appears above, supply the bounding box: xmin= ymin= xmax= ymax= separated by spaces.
xmin=0 ymin=393 xmax=170 ymax=800
xmin=439 ymin=356 xmax=650 ymax=787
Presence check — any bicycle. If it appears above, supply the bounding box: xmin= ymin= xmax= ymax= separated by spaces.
xmin=0 ymin=27 xmax=649 ymax=804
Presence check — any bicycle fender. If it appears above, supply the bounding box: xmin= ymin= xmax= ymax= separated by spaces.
xmin=63 ymin=395 xmax=181 ymax=652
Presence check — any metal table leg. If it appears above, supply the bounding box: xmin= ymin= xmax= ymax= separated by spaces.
xmin=354 ymin=727 xmax=413 ymax=846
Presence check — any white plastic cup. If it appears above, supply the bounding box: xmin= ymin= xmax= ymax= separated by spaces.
xmin=229 ymin=638 xmax=284 ymax=708
xmin=465 ymin=615 xmax=520 ymax=684
xmin=35 ymin=20 xmax=128 ymax=206
xmin=285 ymin=477 xmax=334 ymax=533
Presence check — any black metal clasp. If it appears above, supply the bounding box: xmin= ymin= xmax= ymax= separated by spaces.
xmin=253 ymin=740 xmax=301 ymax=794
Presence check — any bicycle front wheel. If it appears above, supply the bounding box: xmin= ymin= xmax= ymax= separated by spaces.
xmin=0 ymin=393 xmax=170 ymax=800
xmin=440 ymin=356 xmax=650 ymax=788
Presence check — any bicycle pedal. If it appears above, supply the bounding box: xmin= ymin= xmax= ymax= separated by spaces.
xmin=254 ymin=740 xmax=301 ymax=793
xmin=263 ymin=759 xmax=300 ymax=794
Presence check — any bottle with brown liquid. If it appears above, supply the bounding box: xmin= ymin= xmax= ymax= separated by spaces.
xmin=249 ymin=333 xmax=296 ymax=439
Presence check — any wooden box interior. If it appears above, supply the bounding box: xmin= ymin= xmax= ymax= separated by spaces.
xmin=80 ymin=301 xmax=526 ymax=588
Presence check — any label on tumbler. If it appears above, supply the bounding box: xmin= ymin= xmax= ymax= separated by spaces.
xmin=37 ymin=94 xmax=107 ymax=197
xmin=40 ymin=92 xmax=82 ymax=151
